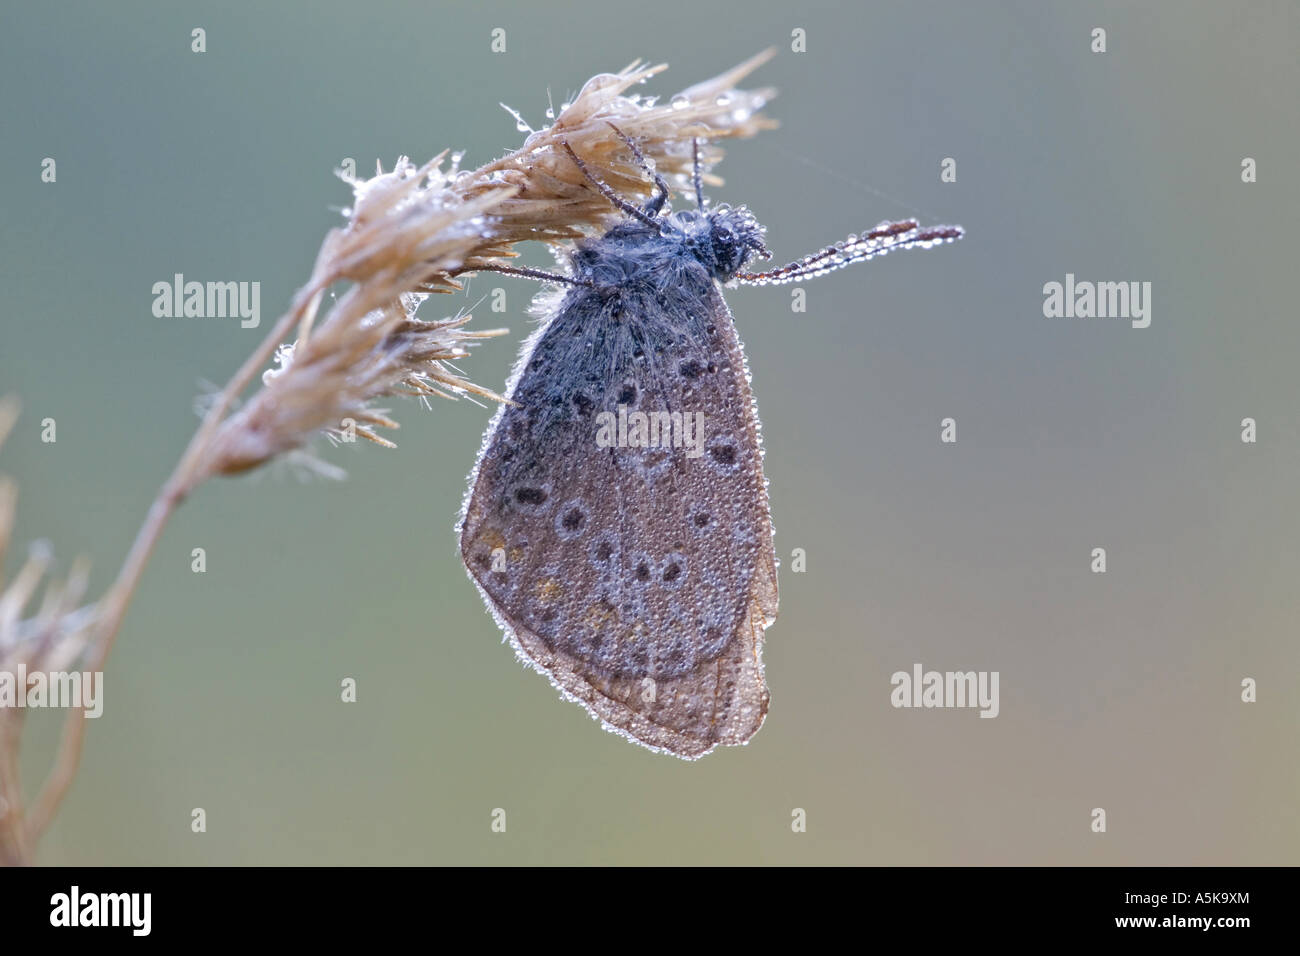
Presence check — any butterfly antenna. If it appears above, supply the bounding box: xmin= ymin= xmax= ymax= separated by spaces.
xmin=734 ymin=220 xmax=963 ymax=286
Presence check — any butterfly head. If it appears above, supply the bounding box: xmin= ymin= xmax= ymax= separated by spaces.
xmin=672 ymin=205 xmax=770 ymax=282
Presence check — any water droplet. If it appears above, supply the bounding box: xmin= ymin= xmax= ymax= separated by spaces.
xmin=499 ymin=102 xmax=534 ymax=135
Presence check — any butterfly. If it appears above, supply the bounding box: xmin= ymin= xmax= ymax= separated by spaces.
xmin=459 ymin=127 xmax=962 ymax=758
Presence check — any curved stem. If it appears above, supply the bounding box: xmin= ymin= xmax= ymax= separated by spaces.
xmin=21 ymin=279 xmax=326 ymax=849
xmin=0 ymin=714 xmax=29 ymax=865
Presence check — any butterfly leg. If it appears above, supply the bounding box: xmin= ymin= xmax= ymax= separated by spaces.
xmin=448 ymin=262 xmax=592 ymax=287
xmin=604 ymin=122 xmax=670 ymax=218
xmin=691 ymin=138 xmax=707 ymax=212
xmin=560 ymin=140 xmax=664 ymax=232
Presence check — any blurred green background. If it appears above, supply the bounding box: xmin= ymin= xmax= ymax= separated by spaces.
xmin=2 ymin=0 xmax=1296 ymax=865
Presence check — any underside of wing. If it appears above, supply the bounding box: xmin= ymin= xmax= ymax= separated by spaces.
xmin=459 ymin=274 xmax=777 ymax=758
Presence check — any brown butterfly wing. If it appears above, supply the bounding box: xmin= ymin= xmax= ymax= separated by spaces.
xmin=460 ymin=274 xmax=776 ymax=758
